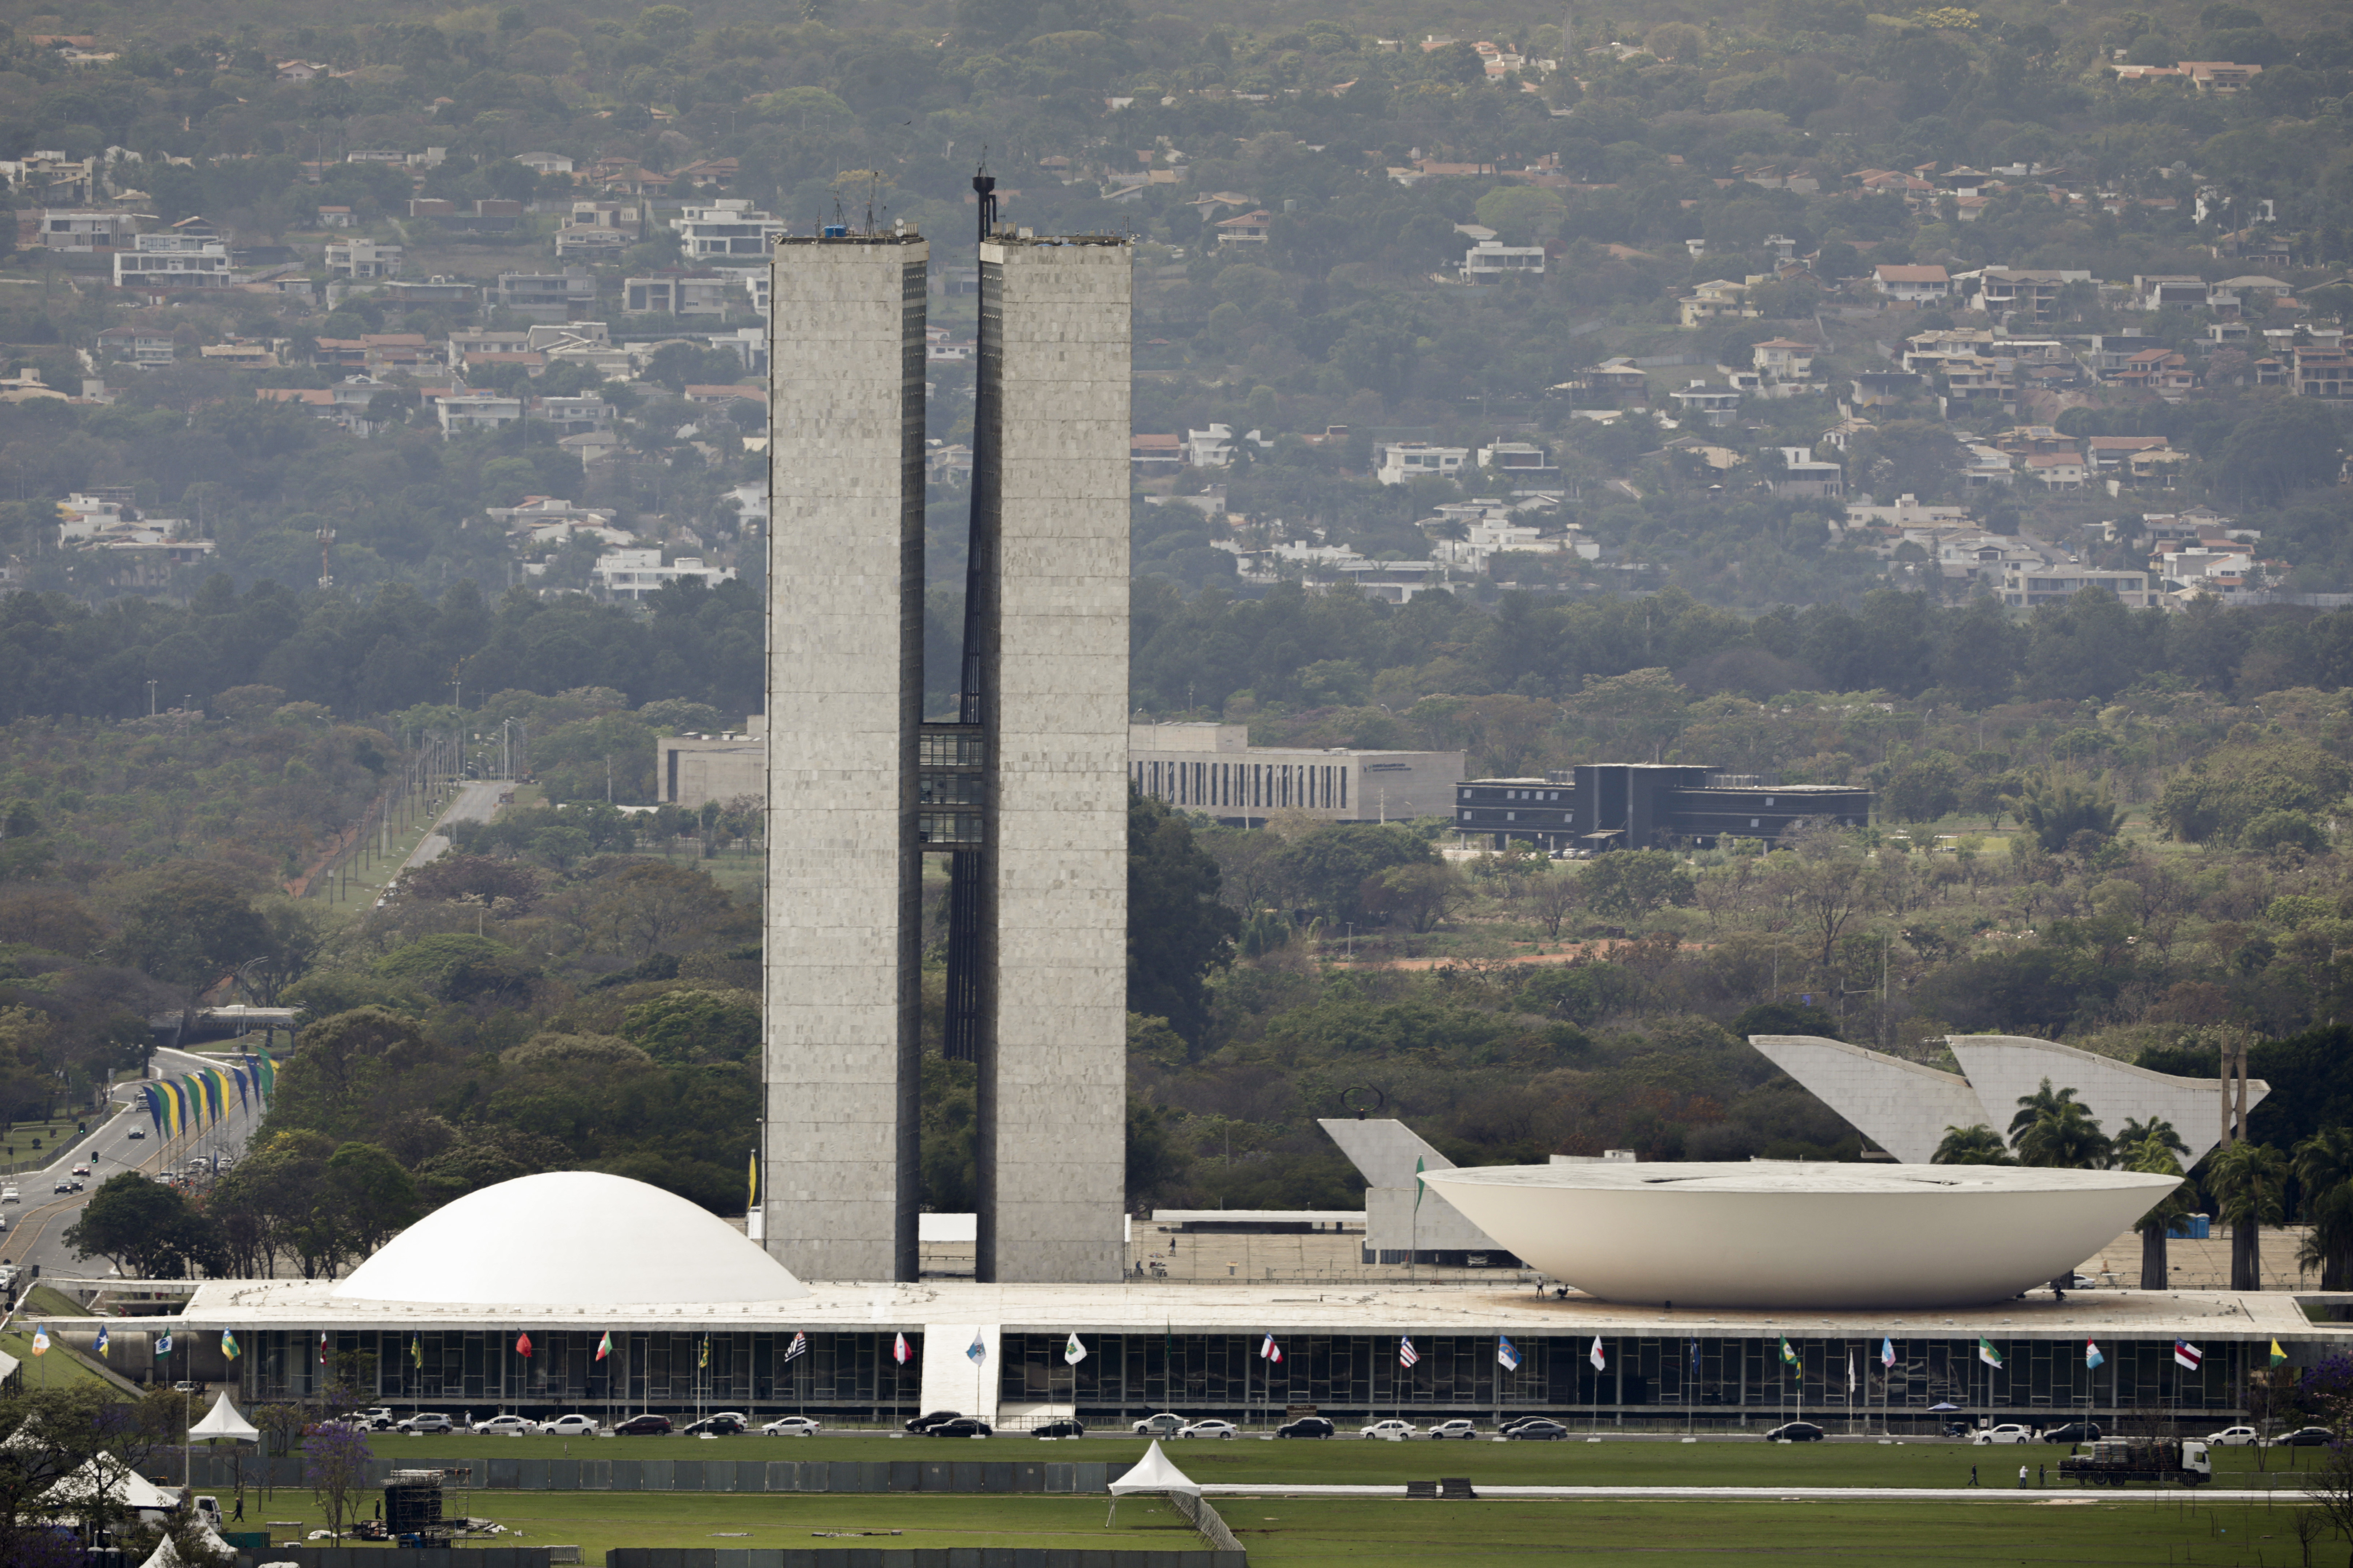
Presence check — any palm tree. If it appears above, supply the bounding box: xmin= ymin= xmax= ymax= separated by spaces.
xmin=2208 ymin=1141 xmax=2290 ymax=1292
xmin=2120 ymin=1134 xmax=2196 ymax=1290
xmin=2294 ymin=1127 xmax=2353 ymax=1291
xmin=2119 ymin=1117 xmax=2189 ymax=1160
xmin=1932 ymin=1124 xmax=2015 ymax=1165
xmin=2009 ymin=1079 xmax=2112 ymax=1169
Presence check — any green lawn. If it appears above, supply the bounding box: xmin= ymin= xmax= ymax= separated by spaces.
xmin=359 ymin=1431 xmax=2323 ymax=1489
xmin=201 ymin=1484 xmax=2332 ymax=1565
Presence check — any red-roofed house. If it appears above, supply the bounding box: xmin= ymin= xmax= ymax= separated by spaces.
xmin=1873 ymin=265 xmax=1951 ymax=305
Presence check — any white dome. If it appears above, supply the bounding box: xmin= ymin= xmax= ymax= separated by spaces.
xmin=333 ymin=1171 xmax=808 ymax=1307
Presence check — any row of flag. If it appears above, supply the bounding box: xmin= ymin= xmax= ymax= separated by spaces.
xmin=29 ymin=1324 xmax=239 ymax=1359
xmin=140 ymin=1051 xmax=274 ymax=1141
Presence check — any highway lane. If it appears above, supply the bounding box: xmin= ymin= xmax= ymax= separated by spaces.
xmin=402 ymin=780 xmax=510 ymax=872
xmin=3 ymin=1046 xmax=268 ymax=1282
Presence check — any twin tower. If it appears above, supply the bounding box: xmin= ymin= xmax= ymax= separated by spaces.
xmin=760 ymin=219 xmax=1133 ymax=1283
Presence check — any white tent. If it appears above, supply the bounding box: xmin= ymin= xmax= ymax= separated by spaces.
xmin=1106 ymin=1439 xmax=1200 ymax=1524
xmin=45 ymin=1456 xmax=180 ymax=1515
xmin=187 ymin=1392 xmax=259 ymax=1444
xmin=136 ymin=1518 xmax=233 ymax=1568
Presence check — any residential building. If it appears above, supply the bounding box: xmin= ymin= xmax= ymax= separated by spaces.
xmin=625 ymin=275 xmax=734 ymax=316
xmin=493 ymin=269 xmax=598 ymax=322
xmin=2023 ymin=451 xmax=2089 ymax=490
xmin=554 ymin=226 xmax=629 ymax=260
xmin=592 ymin=549 xmax=738 ymax=599
xmin=673 ymin=200 xmax=785 ymax=260
xmin=516 ymin=152 xmax=575 ymax=175
xmin=1184 ymin=424 xmax=1267 ymax=467
xmin=1667 ymin=381 xmax=1742 ymax=428
xmin=1214 ymin=209 xmax=1273 ymax=245
xmin=2292 ymin=345 xmax=2353 ymax=400
xmin=1971 ymin=267 xmax=2090 ymax=321
xmin=198 ymin=342 xmax=277 ymax=371
xmin=324 ymin=238 xmax=402 ymax=280
xmin=2134 ymin=275 xmax=2210 ymax=311
xmin=1476 ymin=441 xmax=1556 ymax=474
xmin=1375 ymin=441 xmax=1470 ymax=484
xmin=112 ymin=233 xmax=237 ymax=290
xmin=1872 ymin=264 xmax=1951 ymax=304
xmin=436 ymin=393 xmax=524 ymax=437
xmin=316 ymin=206 xmax=356 ymax=228
xmin=1771 ymin=448 xmax=1845 ymax=498
xmin=36 ymin=209 xmax=139 ymax=252
xmin=94 ymin=326 xmax=175 ymax=367
xmin=2000 ymin=563 xmax=2160 ymax=609
xmin=1679 ymin=278 xmax=1755 ymax=328
xmin=1751 ymin=338 xmax=1816 ymax=386
xmin=656 ymin=720 xmax=765 ymax=807
xmin=2085 ymin=436 xmax=2174 ymax=474
xmin=1132 ymin=723 xmax=1463 ymax=825
xmin=1130 ymin=434 xmax=1183 ymax=475
xmin=2181 ymin=61 xmax=2262 ymax=93
xmin=1460 ymin=239 xmax=1545 ymax=283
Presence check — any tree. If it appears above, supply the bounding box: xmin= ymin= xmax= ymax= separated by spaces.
xmin=1128 ymin=792 xmax=1238 ymax=1046
xmin=1932 ymin=1123 xmax=2015 ymax=1164
xmin=2007 ymin=1078 xmax=2112 ymax=1168
xmin=1364 ymin=861 xmax=1470 ymax=934
xmin=2018 ymin=776 xmax=2120 ymax=854
xmin=1519 ymin=865 xmax=1583 ymax=939
xmin=2122 ymin=1133 xmax=2194 ymax=1289
xmin=0 ymin=1385 xmax=181 ymax=1559
xmin=115 ymin=868 xmax=269 ymax=990
xmin=580 ymin=862 xmax=737 ymax=961
xmin=622 ymin=989 xmax=760 ymax=1064
xmin=2296 ymin=1126 xmax=2353 ymax=1291
xmin=1769 ymin=830 xmax=1872 ymax=966
xmin=2210 ymin=1139 xmax=2290 ymax=1292
xmin=1882 ymin=752 xmax=1962 ymax=824
xmin=304 ymin=1421 xmax=371 ymax=1544
xmin=1274 ymin=822 xmax=1434 ymax=925
xmin=1579 ymin=850 xmax=1694 ymax=923
xmin=62 ymin=1173 xmax=221 ymax=1279
xmin=324 ymin=1142 xmax=421 ymax=1257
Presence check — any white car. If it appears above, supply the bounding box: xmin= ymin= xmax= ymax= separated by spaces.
xmin=2206 ymin=1426 xmax=2262 ymax=1447
xmin=1 ymin=1187 xmax=16 ymax=1203
xmin=540 ymin=1415 xmax=599 ymax=1437
xmin=1427 ymin=1419 xmax=1480 ymax=1440
xmin=399 ymin=1413 xmax=454 ymax=1434
xmin=1972 ymin=1424 xmax=2035 ymax=1446
xmin=707 ymin=1411 xmax=751 ymax=1427
xmin=1131 ymin=1413 xmax=1187 ymax=1437
xmin=474 ymin=1416 xmax=537 ymax=1436
xmin=1361 ymin=1419 xmax=1419 ymax=1440
xmin=761 ymin=1416 xmax=822 ymax=1436
xmin=1179 ymin=1420 xmax=1238 ymax=1440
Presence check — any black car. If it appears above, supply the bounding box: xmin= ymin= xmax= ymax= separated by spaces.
xmin=906 ymin=1410 xmax=962 ymax=1434
xmin=1033 ymin=1419 xmax=1087 ymax=1438
xmin=1276 ymin=1417 xmax=1335 ymax=1439
xmin=1504 ymin=1420 xmax=1570 ymax=1441
xmin=2041 ymin=1422 xmax=2104 ymax=1444
xmin=2280 ymin=1427 xmax=2336 ymax=1447
xmin=928 ymin=1418 xmax=993 ymax=1438
xmin=613 ymin=1414 xmax=673 ymax=1435
xmin=1499 ymin=1415 xmax=1564 ymax=1434
xmin=1765 ymin=1422 xmax=1825 ymax=1442
xmin=683 ymin=1416 xmax=745 ymax=1435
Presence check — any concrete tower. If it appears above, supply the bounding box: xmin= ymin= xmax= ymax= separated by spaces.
xmin=762 ymin=230 xmax=928 ymax=1283
xmin=969 ymin=235 xmax=1133 ymax=1283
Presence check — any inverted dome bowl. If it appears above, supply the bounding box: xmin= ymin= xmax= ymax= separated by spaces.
xmin=1423 ymin=1162 xmax=2179 ymax=1309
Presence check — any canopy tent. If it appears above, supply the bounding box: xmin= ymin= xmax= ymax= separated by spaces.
xmin=1106 ymin=1439 xmax=1200 ymax=1525
xmin=187 ymin=1392 xmax=259 ymax=1444
xmin=136 ymin=1518 xmax=233 ymax=1568
xmin=45 ymin=1455 xmax=180 ymax=1517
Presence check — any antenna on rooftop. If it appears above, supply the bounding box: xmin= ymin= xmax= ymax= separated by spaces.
xmin=972 ymin=148 xmax=998 ymax=244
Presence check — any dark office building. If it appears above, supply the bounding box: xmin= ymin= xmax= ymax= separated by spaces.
xmin=1456 ymin=764 xmax=1873 ymax=851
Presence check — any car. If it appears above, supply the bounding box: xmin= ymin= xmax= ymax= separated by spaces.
xmin=613 ymin=1415 xmax=673 ymax=1436
xmin=473 ymin=1416 xmax=537 ymax=1436
xmin=1276 ymin=1417 xmax=1335 ymax=1439
xmin=127 ymin=1129 xmax=144 ymax=1140
xmin=1 ymin=1187 xmax=16 ymax=1202
xmin=70 ymin=1165 xmax=88 ymax=1177
xmin=1972 ymin=1424 xmax=2035 ymax=1446
xmin=762 ymin=1416 xmax=823 ymax=1436
xmin=1131 ymin=1413 xmax=1187 ymax=1437
xmin=1504 ymin=1421 xmax=1570 ymax=1441
xmin=1179 ymin=1420 xmax=1238 ymax=1440
xmin=2041 ymin=1423 xmax=2104 ymax=1444
xmin=172 ymin=1382 xmax=199 ymax=1394
xmin=707 ymin=1412 xmax=750 ymax=1427
xmin=398 ymin=1414 xmax=453 ymax=1434
xmin=541 ymin=1415 xmax=600 ymax=1437
xmin=1427 ymin=1419 xmax=1480 ymax=1440
xmin=359 ymin=1408 xmax=394 ymax=1423
xmin=684 ymin=1416 xmax=746 ymax=1435
xmin=53 ymin=1180 xmax=71 ymax=1194
xmin=1766 ymin=1422 xmax=1827 ymax=1443
xmin=928 ymin=1418 xmax=993 ymax=1438
xmin=2277 ymin=1427 xmax=2335 ymax=1448
xmin=1361 ymin=1419 xmax=1419 ymax=1440
xmin=1498 ymin=1415 xmax=1564 ymax=1434
xmin=1031 ymin=1418 xmax=1086 ymax=1439
xmin=2206 ymin=1426 xmax=2262 ymax=1447
xmin=67 ymin=1179 xmax=82 ymax=1192
xmin=906 ymin=1410 xmax=963 ymax=1434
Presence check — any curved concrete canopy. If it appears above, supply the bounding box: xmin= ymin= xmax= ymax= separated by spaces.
xmin=1748 ymin=1035 xmax=1987 ymax=1164
xmin=334 ymin=1171 xmax=810 ymax=1307
xmin=1423 ymin=1161 xmax=2180 ymax=1308
xmin=1945 ymin=1035 xmax=2262 ymax=1170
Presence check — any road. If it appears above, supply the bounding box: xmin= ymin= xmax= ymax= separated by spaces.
xmin=1 ymin=1045 xmax=268 ymax=1283
xmin=402 ymin=780 xmax=509 ymax=872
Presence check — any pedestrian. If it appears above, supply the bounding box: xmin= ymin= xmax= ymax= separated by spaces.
xmin=232 ymin=1488 xmax=243 ymax=1522
xmin=1969 ymin=1464 xmax=1979 ymax=1487
xmin=2038 ymin=1463 xmax=2046 ymax=1487
xmin=2017 ymin=1464 xmax=2028 ymax=1489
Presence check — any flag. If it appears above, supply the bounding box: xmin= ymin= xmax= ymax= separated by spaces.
xmin=2271 ymin=1340 xmax=2288 ymax=1367
xmin=1261 ymin=1334 xmax=1283 ymax=1364
xmin=699 ymin=1339 xmax=709 ymax=1369
xmin=409 ymin=1335 xmax=421 ymax=1368
xmin=893 ymin=1332 xmax=910 ymax=1366
xmin=1846 ymin=1353 xmax=1855 ymax=1394
xmin=2085 ymin=1339 xmax=2104 ymax=1370
xmin=1778 ymin=1337 xmax=1799 ymax=1367
xmin=596 ymin=1331 xmax=612 ymax=1362
xmin=1689 ymin=1340 xmax=1700 ymax=1372
xmin=1064 ymin=1333 xmax=1087 ymax=1366
xmin=1399 ymin=1335 xmax=1419 ymax=1369
xmin=157 ymin=1332 xmax=173 ymax=1356
xmin=1589 ymin=1337 xmax=1606 ymax=1372
xmin=516 ymin=1332 xmax=532 ymax=1358
xmin=748 ymin=1150 xmax=758 ymax=1211
xmin=2174 ymin=1340 xmax=2203 ymax=1371
xmin=784 ymin=1331 xmax=809 ymax=1363
xmin=96 ymin=1325 xmax=109 ymax=1358
xmin=1498 ymin=1336 xmax=1519 ymax=1372
xmin=30 ymin=1324 xmax=47 ymax=1356
xmin=1881 ymin=1338 xmax=1897 ymax=1370
xmin=1413 ymin=1155 xmax=1426 ymax=1211
xmin=221 ymin=1330 xmax=239 ymax=1361
xmin=966 ymin=1332 xmax=986 ymax=1366
xmin=317 ymin=1332 xmax=327 ymax=1365
xmin=1977 ymin=1339 xmax=2003 ymax=1370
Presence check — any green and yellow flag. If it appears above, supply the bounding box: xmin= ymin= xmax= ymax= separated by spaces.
xmin=2271 ymin=1339 xmax=2289 ymax=1367
xmin=748 ymin=1150 xmax=758 ymax=1211
xmin=699 ymin=1338 xmax=710 ymax=1369
xmin=1779 ymin=1337 xmax=1799 ymax=1366
xmin=410 ymin=1335 xmax=422 ymax=1368
xmin=220 ymin=1330 xmax=239 ymax=1361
